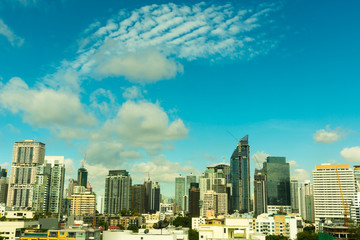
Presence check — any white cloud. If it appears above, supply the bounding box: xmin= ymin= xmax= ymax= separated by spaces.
xmin=291 ymin=169 xmax=311 ymax=182
xmin=341 ymin=147 xmax=360 ymax=163
xmin=131 ymin=154 xmax=200 ymax=183
xmin=122 ymin=86 xmax=143 ymax=99
xmin=313 ymin=125 xmax=345 ymax=144
xmin=64 ymin=158 xmax=75 ymax=175
xmin=69 ymin=1 xmax=280 ymax=84
xmin=0 ymin=77 xmax=97 ymax=139
xmin=95 ymin=48 xmax=183 ymax=83
xmin=288 ymin=160 xmax=298 ymax=168
xmin=84 ymin=163 xmax=110 ymax=194
xmin=0 ymin=19 xmax=24 ymax=47
xmin=89 ymin=88 xmax=117 ymax=115
xmin=252 ymin=151 xmax=269 ymax=168
xmin=102 ymin=100 xmax=188 ymax=151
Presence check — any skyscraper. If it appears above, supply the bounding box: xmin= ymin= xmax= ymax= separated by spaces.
xmin=290 ymin=178 xmax=299 ymax=213
xmin=46 ymin=156 xmax=65 ymax=215
xmin=144 ymin=179 xmax=161 ymax=213
xmin=298 ymin=180 xmax=314 ymax=222
xmin=263 ymin=156 xmax=291 ymax=214
xmin=131 ymin=184 xmax=146 ymax=213
xmin=77 ymin=167 xmax=88 ymax=188
xmin=0 ymin=167 xmax=8 ymax=204
xmin=175 ymin=176 xmax=185 ymax=211
xmin=32 ymin=163 xmax=52 ymax=212
xmin=7 ymin=140 xmax=45 ymax=207
xmin=189 ymin=187 xmax=200 ymax=217
xmin=104 ymin=170 xmax=132 ymax=214
xmin=354 ymin=165 xmax=360 ymax=192
xmin=230 ymin=135 xmax=250 ymax=213
xmin=312 ymin=164 xmax=355 ymax=224
xmin=254 ymin=168 xmax=266 ymax=217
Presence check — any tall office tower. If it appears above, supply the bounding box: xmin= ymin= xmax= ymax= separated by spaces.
xmin=298 ymin=180 xmax=314 ymax=222
xmin=254 ymin=168 xmax=266 ymax=217
xmin=46 ymin=156 xmax=65 ymax=215
xmin=290 ymin=178 xmax=299 ymax=213
xmin=131 ymin=184 xmax=146 ymax=213
xmin=104 ymin=170 xmax=132 ymax=214
xmin=189 ymin=187 xmax=200 ymax=217
xmin=230 ymin=135 xmax=250 ymax=213
xmin=0 ymin=167 xmax=8 ymax=204
xmin=32 ymin=163 xmax=52 ymax=211
xmin=186 ymin=174 xmax=197 ymax=193
xmin=263 ymin=156 xmax=291 ymax=214
xmin=77 ymin=167 xmax=88 ymax=188
xmin=175 ymin=176 xmax=186 ymax=211
xmin=201 ymin=190 xmax=228 ymax=217
xmin=313 ymin=164 xmax=355 ymax=224
xmin=208 ymin=163 xmax=231 ymax=184
xmin=354 ymin=165 xmax=360 ymax=192
xmin=146 ymin=180 xmax=161 ymax=213
xmin=7 ymin=140 xmax=45 ymax=207
xmin=350 ymin=192 xmax=360 ymax=223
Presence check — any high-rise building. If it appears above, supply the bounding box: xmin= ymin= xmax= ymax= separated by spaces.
xmin=131 ymin=184 xmax=146 ymax=213
xmin=7 ymin=140 xmax=45 ymax=207
xmin=186 ymin=174 xmax=197 ymax=194
xmin=230 ymin=135 xmax=250 ymax=213
xmin=189 ymin=187 xmax=200 ymax=217
xmin=0 ymin=167 xmax=8 ymax=204
xmin=201 ymin=190 xmax=228 ymax=216
xmin=77 ymin=167 xmax=88 ymax=188
xmin=298 ymin=180 xmax=314 ymax=222
xmin=354 ymin=165 xmax=360 ymax=192
xmin=290 ymin=178 xmax=299 ymax=213
xmin=254 ymin=168 xmax=266 ymax=217
xmin=46 ymin=156 xmax=65 ymax=215
xmin=71 ymin=188 xmax=96 ymax=216
xmin=263 ymin=156 xmax=291 ymax=214
xmin=104 ymin=170 xmax=132 ymax=214
xmin=312 ymin=164 xmax=355 ymax=224
xmin=175 ymin=176 xmax=185 ymax=211
xmin=32 ymin=163 xmax=52 ymax=212
xmin=144 ymin=180 xmax=161 ymax=213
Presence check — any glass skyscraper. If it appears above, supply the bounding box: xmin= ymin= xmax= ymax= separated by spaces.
xmin=175 ymin=176 xmax=186 ymax=211
xmin=230 ymin=135 xmax=250 ymax=213
xmin=263 ymin=156 xmax=290 ymax=208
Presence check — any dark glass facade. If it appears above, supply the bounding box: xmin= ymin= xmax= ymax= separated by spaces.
xmin=254 ymin=168 xmax=266 ymax=216
xmin=230 ymin=135 xmax=250 ymax=213
xmin=263 ymin=156 xmax=290 ymax=206
xmin=77 ymin=168 xmax=88 ymax=188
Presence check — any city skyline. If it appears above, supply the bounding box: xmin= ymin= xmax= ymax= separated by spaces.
xmin=0 ymin=0 xmax=359 ymax=196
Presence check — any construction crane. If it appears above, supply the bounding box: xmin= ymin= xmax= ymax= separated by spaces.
xmin=335 ymin=168 xmax=350 ymax=226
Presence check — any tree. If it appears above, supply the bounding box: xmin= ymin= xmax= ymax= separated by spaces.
xmin=172 ymin=216 xmax=191 ymax=228
xmin=127 ymin=224 xmax=139 ymax=233
xmin=188 ymin=229 xmax=199 ymax=240
xmin=296 ymin=231 xmax=318 ymax=240
xmin=265 ymin=235 xmax=288 ymax=240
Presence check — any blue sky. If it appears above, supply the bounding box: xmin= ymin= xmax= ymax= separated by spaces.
xmin=0 ymin=0 xmax=359 ymax=196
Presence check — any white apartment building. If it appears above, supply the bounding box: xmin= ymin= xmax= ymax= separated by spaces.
xmin=0 ymin=221 xmax=38 ymax=240
xmin=312 ymin=164 xmax=355 ymax=223
xmin=350 ymin=192 xmax=360 ymax=223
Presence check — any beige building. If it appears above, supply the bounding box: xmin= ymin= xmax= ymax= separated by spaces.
xmin=71 ymin=190 xmax=96 ymax=216
xmin=201 ymin=190 xmax=228 ymax=216
xmin=7 ymin=140 xmax=45 ymax=207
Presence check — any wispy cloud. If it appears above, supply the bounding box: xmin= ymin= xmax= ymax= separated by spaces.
xmin=313 ymin=125 xmax=346 ymax=144
xmin=252 ymin=151 xmax=269 ymax=168
xmin=65 ymin=1 xmax=281 ymax=84
xmin=0 ymin=19 xmax=24 ymax=47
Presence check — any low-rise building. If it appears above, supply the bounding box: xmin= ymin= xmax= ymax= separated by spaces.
xmin=103 ymin=228 xmax=188 ymax=240
xmin=47 ymin=229 xmax=100 ymax=240
xmin=0 ymin=220 xmax=39 ymax=240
